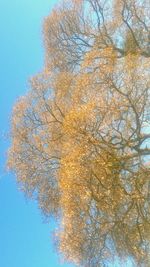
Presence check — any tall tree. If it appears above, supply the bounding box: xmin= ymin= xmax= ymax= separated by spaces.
xmin=8 ymin=0 xmax=150 ymax=266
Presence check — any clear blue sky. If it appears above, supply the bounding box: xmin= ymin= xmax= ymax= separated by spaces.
xmin=0 ymin=1 xmax=134 ymax=266
xmin=0 ymin=1 xmax=74 ymax=267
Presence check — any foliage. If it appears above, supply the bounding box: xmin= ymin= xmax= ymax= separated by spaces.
xmin=8 ymin=0 xmax=150 ymax=266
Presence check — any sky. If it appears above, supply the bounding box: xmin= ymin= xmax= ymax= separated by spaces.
xmin=0 ymin=1 xmax=74 ymax=267
xmin=0 ymin=1 xmax=134 ymax=267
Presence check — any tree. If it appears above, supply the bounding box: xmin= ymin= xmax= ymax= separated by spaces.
xmin=8 ymin=0 xmax=150 ymax=266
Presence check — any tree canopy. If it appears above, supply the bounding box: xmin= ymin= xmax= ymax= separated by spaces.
xmin=8 ymin=0 xmax=150 ymax=266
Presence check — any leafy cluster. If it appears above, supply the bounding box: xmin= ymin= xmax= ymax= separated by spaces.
xmin=8 ymin=1 xmax=150 ymax=266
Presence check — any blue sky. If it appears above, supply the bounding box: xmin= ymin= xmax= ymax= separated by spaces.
xmin=0 ymin=1 xmax=74 ymax=267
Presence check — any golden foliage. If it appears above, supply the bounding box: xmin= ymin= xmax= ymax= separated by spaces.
xmin=8 ymin=0 xmax=150 ymax=266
